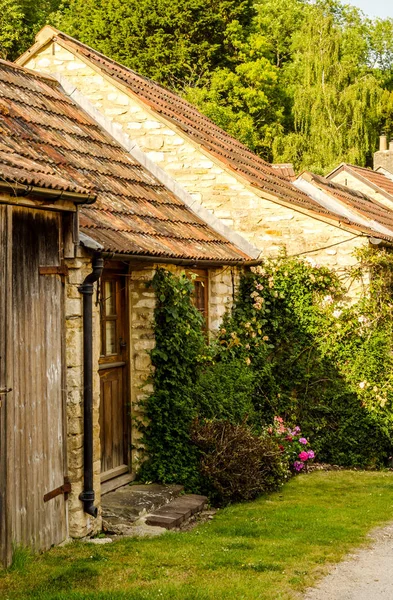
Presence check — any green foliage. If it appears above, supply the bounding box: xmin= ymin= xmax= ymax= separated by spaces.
xmin=185 ymin=29 xmax=287 ymax=158
xmin=53 ymin=0 xmax=255 ymax=89
xmin=141 ymin=254 xmax=393 ymax=492
xmin=220 ymin=253 xmax=393 ymax=467
xmin=273 ymin=1 xmax=387 ymax=172
xmin=193 ymin=360 xmax=256 ymax=423
xmin=0 ymin=0 xmax=24 ymax=59
xmin=0 ymin=0 xmax=61 ymax=60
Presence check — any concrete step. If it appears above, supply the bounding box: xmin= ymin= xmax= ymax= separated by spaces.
xmin=145 ymin=494 xmax=208 ymax=530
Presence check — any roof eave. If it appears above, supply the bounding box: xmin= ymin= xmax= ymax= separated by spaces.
xmin=100 ymin=251 xmax=253 ymax=267
xmin=0 ymin=180 xmax=96 ymax=204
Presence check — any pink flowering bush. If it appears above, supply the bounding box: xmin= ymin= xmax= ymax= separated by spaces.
xmin=269 ymin=416 xmax=316 ymax=473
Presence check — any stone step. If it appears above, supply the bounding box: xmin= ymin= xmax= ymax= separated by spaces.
xmin=102 ymin=483 xmax=185 ymax=532
xmin=145 ymin=494 xmax=208 ymax=530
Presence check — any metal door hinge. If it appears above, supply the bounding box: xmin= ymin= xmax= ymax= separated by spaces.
xmin=44 ymin=477 xmax=71 ymax=503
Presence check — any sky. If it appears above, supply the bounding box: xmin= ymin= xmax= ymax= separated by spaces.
xmin=347 ymin=0 xmax=392 ymax=19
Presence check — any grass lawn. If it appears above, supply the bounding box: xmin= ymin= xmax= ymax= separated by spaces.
xmin=1 ymin=471 xmax=393 ymax=600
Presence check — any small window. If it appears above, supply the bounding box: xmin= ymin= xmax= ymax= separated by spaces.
xmin=188 ymin=269 xmax=209 ymax=328
xmin=100 ymin=278 xmax=120 ymax=358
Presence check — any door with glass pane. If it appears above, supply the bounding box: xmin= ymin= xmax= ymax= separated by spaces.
xmin=99 ymin=273 xmax=129 ymax=482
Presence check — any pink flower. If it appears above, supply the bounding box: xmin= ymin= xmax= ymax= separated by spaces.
xmin=299 ymin=438 xmax=308 ymax=445
xmin=308 ymin=450 xmax=315 ymax=459
xmin=293 ymin=461 xmax=304 ymax=472
xmin=299 ymin=451 xmax=309 ymax=461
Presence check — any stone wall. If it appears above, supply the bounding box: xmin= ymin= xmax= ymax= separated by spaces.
xmin=128 ymin=263 xmax=240 ymax=469
xmin=329 ymin=170 xmax=393 ymax=211
xmin=24 ymin=44 xmax=368 ymax=269
xmin=65 ymin=249 xmax=102 ymax=538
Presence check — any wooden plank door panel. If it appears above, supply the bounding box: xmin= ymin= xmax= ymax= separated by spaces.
xmin=99 ymin=274 xmax=129 ymax=482
xmin=10 ymin=207 xmax=67 ymax=554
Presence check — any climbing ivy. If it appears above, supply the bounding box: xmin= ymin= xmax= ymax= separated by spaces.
xmin=138 ymin=268 xmax=206 ymax=489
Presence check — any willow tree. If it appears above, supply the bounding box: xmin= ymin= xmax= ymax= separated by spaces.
xmin=273 ymin=1 xmax=386 ymax=173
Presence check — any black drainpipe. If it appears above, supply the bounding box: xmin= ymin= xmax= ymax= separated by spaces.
xmin=78 ymin=254 xmax=104 ymax=517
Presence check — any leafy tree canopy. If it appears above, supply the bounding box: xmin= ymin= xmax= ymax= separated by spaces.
xmin=53 ymin=0 xmax=255 ymax=89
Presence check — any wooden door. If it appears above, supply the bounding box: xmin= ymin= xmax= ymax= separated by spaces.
xmin=0 ymin=205 xmax=68 ymax=566
xmin=99 ymin=274 xmax=129 ymax=482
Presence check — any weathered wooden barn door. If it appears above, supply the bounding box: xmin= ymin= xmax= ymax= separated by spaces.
xmin=0 ymin=205 xmax=12 ymax=566
xmin=99 ymin=272 xmax=129 ymax=483
xmin=1 ymin=206 xmax=68 ymax=565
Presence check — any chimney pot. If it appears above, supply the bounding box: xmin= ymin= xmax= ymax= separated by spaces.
xmin=380 ymin=134 xmax=388 ymax=151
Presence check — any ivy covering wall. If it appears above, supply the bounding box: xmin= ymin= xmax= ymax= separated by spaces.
xmin=139 ymin=251 xmax=393 ymax=492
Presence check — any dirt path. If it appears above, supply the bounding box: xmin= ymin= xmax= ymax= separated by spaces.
xmin=304 ymin=522 xmax=393 ymax=600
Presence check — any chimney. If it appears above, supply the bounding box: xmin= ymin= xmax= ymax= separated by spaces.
xmin=380 ymin=134 xmax=388 ymax=151
xmin=374 ymin=134 xmax=393 ymax=175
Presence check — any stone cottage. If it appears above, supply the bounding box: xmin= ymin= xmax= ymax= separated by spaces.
xmin=17 ymin=26 xmax=393 ymax=272
xmin=0 ymin=59 xmax=252 ymax=563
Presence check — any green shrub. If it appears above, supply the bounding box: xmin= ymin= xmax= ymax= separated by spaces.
xmin=193 ymin=360 xmax=256 ymax=423
xmin=191 ymin=418 xmax=288 ymax=505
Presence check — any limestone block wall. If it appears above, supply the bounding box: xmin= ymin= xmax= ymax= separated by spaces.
xmin=24 ymin=44 xmax=367 ymax=269
xmin=329 ymin=170 xmax=393 ymax=211
xmin=65 ymin=251 xmax=101 ymax=538
xmin=128 ymin=263 xmax=240 ymax=469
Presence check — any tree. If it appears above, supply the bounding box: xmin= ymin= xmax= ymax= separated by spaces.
xmin=53 ymin=0 xmax=255 ymax=89
xmin=184 ymin=0 xmax=305 ymax=160
xmin=185 ymin=29 xmax=287 ymax=159
xmin=0 ymin=0 xmax=61 ymax=60
xmin=272 ymin=1 xmax=387 ymax=172
xmin=0 ymin=0 xmax=25 ymax=59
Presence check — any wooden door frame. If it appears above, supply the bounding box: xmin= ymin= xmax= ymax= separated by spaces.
xmin=99 ymin=263 xmax=131 ymax=482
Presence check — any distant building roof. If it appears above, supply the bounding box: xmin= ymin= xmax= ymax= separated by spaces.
xmin=0 ymin=59 xmax=250 ymax=263
xmin=296 ymin=171 xmax=393 ymax=242
xmin=272 ymin=164 xmax=296 ymax=181
xmin=326 ymin=163 xmax=393 ymax=202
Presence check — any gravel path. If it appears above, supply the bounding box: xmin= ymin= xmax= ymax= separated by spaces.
xmin=304 ymin=522 xmax=393 ymax=600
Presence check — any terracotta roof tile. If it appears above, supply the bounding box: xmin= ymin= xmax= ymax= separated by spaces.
xmin=0 ymin=60 xmax=249 ymax=262
xmin=272 ymin=164 xmax=296 ymax=181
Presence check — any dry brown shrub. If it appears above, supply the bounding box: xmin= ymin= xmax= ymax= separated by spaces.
xmin=191 ymin=418 xmax=287 ymax=505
